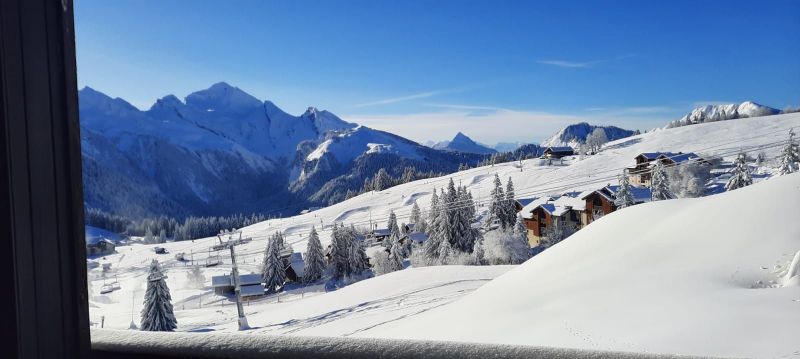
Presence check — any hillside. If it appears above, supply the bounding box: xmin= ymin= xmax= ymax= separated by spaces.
xmin=542 ymin=122 xmax=635 ymax=149
xmin=88 ymin=112 xmax=800 ymax=358
xmin=363 ymin=172 xmax=800 ymax=358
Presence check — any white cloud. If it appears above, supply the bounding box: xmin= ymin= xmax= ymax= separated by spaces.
xmin=344 ymin=107 xmax=671 ymax=145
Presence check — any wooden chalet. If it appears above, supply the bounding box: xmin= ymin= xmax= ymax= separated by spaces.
xmin=520 ymin=192 xmax=586 ymax=248
xmin=627 ymin=152 xmax=706 ymax=186
xmin=581 ymin=185 xmax=652 ymax=224
xmin=542 ymin=147 xmax=575 ymax=159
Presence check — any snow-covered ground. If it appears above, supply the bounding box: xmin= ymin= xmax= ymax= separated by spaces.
xmin=89 ymin=113 xmax=800 ymax=357
xmin=363 ymin=172 xmax=800 ymax=358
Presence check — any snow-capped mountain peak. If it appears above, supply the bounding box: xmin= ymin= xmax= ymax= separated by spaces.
xmin=542 ymin=122 xmax=635 ymax=149
xmin=666 ymin=101 xmax=779 ymax=128
xmin=432 ymin=132 xmax=497 ymax=154
xmin=184 ymin=82 xmax=262 ymax=113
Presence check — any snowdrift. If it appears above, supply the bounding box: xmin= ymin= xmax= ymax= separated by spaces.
xmin=361 ymin=173 xmax=800 ymax=358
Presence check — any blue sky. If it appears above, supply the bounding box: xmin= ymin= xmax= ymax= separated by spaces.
xmin=75 ymin=0 xmax=800 ymax=144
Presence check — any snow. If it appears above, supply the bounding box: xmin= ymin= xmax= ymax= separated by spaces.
xmin=89 ymin=112 xmax=800 ymax=357
xmin=362 ymin=173 xmax=800 ymax=358
xmin=667 ymin=101 xmax=780 ymax=129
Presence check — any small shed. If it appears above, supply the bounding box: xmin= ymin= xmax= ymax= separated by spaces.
xmin=86 ymin=238 xmax=116 ymax=257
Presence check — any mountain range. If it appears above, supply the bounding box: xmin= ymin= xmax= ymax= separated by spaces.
xmin=80 ymin=82 xmax=485 ymax=219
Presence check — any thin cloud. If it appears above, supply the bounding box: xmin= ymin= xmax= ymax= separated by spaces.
xmin=537 ymin=59 xmax=594 ymax=68
xmin=354 ymin=91 xmax=440 ymax=108
xmin=425 ymin=103 xmax=511 ymax=112
xmin=354 ymin=86 xmax=474 ymax=108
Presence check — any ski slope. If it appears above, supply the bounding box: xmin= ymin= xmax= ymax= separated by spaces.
xmin=89 ymin=113 xmax=800 ymax=357
xmin=362 ymin=172 xmax=800 ymax=358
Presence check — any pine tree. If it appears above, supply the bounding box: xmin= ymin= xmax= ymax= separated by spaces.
xmin=372 ymin=168 xmax=393 ymax=191
xmin=437 ymin=237 xmax=452 ymax=265
xmin=140 ymin=260 xmax=177 ymax=331
xmin=388 ymin=238 xmax=405 ymax=272
xmin=346 ymin=225 xmax=369 ymax=275
xmin=409 ymin=202 xmax=421 ymax=226
xmin=444 ymin=179 xmax=459 ymax=250
xmin=423 ymin=189 xmax=442 ymax=263
xmin=144 ymin=226 xmax=154 ymax=244
xmin=303 ymin=226 xmax=326 ymax=283
xmin=513 ymin=214 xmax=529 ymax=249
xmin=650 ymin=161 xmax=673 ymax=201
xmin=261 ymin=233 xmax=286 ymax=292
xmin=726 ymin=153 xmax=753 ymax=191
xmin=614 ymin=170 xmax=636 ymax=208
xmin=486 ymin=174 xmax=505 ymax=230
xmin=778 ymin=129 xmax=799 ymax=175
xmin=330 ymin=223 xmax=350 ymax=279
xmin=503 ymin=177 xmax=517 ymax=228
xmin=387 ymin=210 xmax=400 ymax=242
xmin=158 ymin=228 xmax=167 ymax=243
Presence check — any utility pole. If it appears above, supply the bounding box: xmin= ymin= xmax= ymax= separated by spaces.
xmin=221 ymin=229 xmax=250 ymax=330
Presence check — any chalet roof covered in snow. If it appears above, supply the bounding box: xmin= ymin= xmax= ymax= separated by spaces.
xmin=659 ymin=152 xmax=702 ymax=164
xmin=544 ymin=146 xmax=574 ymax=153
xmin=637 ymin=152 xmax=678 ymax=160
xmin=239 ymin=284 xmax=265 ymax=297
xmin=407 ymin=232 xmax=428 ymax=243
xmin=288 ymin=252 xmax=305 ymax=278
xmin=515 ymin=197 xmax=536 ymax=207
xmin=582 ymin=185 xmax=652 ymax=204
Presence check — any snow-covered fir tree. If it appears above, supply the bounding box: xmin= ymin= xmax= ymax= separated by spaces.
xmin=303 ymin=226 xmax=326 ymax=283
xmin=387 ymin=210 xmax=401 ymax=245
xmin=423 ymin=189 xmax=442 ymax=264
xmin=388 ymin=238 xmax=405 ymax=272
xmin=186 ymin=265 xmax=205 ymax=289
xmin=503 ymin=177 xmax=517 ymax=228
xmin=347 ymin=225 xmax=370 ymax=275
xmin=486 ymin=174 xmax=506 ymax=230
xmin=778 ymin=129 xmax=799 ymax=175
xmin=330 ymin=223 xmax=350 ymax=279
xmin=158 ymin=228 xmax=166 ymax=243
xmin=650 ymin=161 xmax=673 ymax=201
xmin=726 ymin=153 xmax=753 ymax=191
xmin=513 ymin=214 xmax=529 ymax=249
xmin=144 ymin=226 xmax=155 ymax=244
xmin=140 ymin=260 xmax=177 ymax=331
xmin=261 ymin=232 xmax=286 ymax=292
xmin=409 ymin=202 xmax=421 ymax=226
xmin=372 ymin=168 xmax=393 ymax=191
xmin=614 ymin=170 xmax=636 ymax=208
xmin=436 ymin=236 xmax=453 ymax=265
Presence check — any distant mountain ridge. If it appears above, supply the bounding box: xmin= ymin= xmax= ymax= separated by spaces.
xmin=80 ymin=83 xmax=485 ymax=219
xmin=432 ymin=132 xmax=497 ymax=154
xmin=665 ymin=101 xmax=780 ymax=129
xmin=541 ymin=122 xmax=636 ymax=149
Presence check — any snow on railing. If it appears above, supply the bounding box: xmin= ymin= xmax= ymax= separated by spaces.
xmin=91 ymin=329 xmax=686 ymax=359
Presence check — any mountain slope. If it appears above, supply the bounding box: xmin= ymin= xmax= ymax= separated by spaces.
xmin=80 ymin=83 xmax=486 ymax=218
xmin=362 ymin=172 xmax=800 ymax=358
xmin=665 ymin=101 xmax=779 ymax=129
xmin=541 ymin=122 xmax=635 ymax=148
xmin=432 ymin=132 xmax=497 ymax=154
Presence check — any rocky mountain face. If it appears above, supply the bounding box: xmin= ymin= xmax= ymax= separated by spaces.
xmin=80 ymin=83 xmax=485 ymax=219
